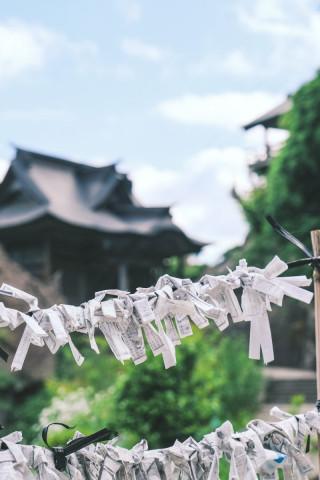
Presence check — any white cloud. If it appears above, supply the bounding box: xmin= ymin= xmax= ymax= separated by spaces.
xmin=0 ymin=19 xmax=47 ymax=80
xmin=237 ymin=0 xmax=320 ymax=79
xmin=188 ymin=1 xmax=320 ymax=87
xmin=128 ymin=147 xmax=250 ymax=264
xmin=115 ymin=0 xmax=142 ymax=23
xmin=121 ymin=37 xmax=166 ymax=62
xmin=244 ymin=125 xmax=289 ymax=150
xmin=0 ymin=160 xmax=9 ymax=182
xmin=221 ymin=50 xmax=256 ymax=76
xmin=191 ymin=50 xmax=256 ymax=78
xmin=0 ymin=109 xmax=73 ymax=121
xmin=0 ymin=19 xmax=98 ymax=84
xmin=157 ymin=91 xmax=283 ymax=129
xmin=111 ymin=64 xmax=136 ymax=80
xmin=238 ymin=0 xmax=316 ymax=38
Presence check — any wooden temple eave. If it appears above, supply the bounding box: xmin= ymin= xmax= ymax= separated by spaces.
xmin=0 ymin=215 xmax=202 ymax=281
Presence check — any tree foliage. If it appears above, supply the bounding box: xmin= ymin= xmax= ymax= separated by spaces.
xmin=0 ymin=260 xmax=263 ymax=450
xmin=225 ymin=72 xmax=320 ymax=370
xmin=235 ymin=70 xmax=320 ymax=267
xmin=39 ymin=329 xmax=263 ymax=450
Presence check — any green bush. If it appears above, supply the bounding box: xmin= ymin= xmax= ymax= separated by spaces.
xmin=39 ymin=328 xmax=263 ymax=450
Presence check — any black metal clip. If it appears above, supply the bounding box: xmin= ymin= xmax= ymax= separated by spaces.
xmin=266 ymin=216 xmax=320 ymax=270
xmin=0 ymin=346 xmax=8 ymax=363
xmin=42 ymin=422 xmax=118 ymax=472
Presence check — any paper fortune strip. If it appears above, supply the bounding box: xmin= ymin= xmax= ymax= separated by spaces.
xmin=0 ymin=256 xmax=313 ymax=371
xmin=0 ymin=405 xmax=318 ymax=479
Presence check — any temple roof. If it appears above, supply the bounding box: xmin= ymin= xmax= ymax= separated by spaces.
xmin=242 ymin=97 xmax=292 ymax=130
xmin=0 ymin=148 xmax=204 ymax=253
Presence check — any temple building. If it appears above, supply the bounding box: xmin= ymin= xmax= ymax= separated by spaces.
xmin=0 ymin=148 xmax=204 ymax=304
xmin=242 ymin=97 xmax=292 ymax=175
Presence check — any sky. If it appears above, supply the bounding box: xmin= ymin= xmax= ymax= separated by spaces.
xmin=0 ymin=0 xmax=320 ymax=264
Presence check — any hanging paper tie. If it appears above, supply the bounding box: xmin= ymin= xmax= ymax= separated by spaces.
xmin=0 ymin=256 xmax=313 ymax=371
xmin=0 ymin=405 xmax=318 ymax=479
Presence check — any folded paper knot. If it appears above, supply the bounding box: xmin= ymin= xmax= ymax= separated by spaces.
xmin=1 ymin=406 xmax=319 ymax=479
xmin=0 ymin=249 xmax=313 ymax=371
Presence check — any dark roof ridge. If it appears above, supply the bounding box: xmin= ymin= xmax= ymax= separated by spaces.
xmin=113 ymin=204 xmax=171 ymax=216
xmin=10 ymin=159 xmax=49 ymax=205
xmin=242 ymin=96 xmax=292 ymax=131
xmin=90 ymin=175 xmax=120 ymax=209
xmin=14 ymin=147 xmax=117 ymax=172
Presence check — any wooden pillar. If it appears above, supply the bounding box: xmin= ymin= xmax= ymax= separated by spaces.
xmin=43 ymin=240 xmax=52 ymax=281
xmin=118 ymin=263 xmax=129 ymax=291
xmin=77 ymin=270 xmax=87 ymax=302
xmin=177 ymin=255 xmax=185 ymax=279
xmin=264 ymin=127 xmax=270 ymax=158
xmin=311 ymin=230 xmax=320 ymax=467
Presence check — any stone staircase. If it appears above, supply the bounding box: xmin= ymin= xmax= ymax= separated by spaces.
xmin=264 ymin=367 xmax=317 ymax=404
xmin=265 ymin=378 xmax=317 ymax=403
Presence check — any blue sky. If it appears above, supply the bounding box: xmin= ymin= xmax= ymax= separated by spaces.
xmin=0 ymin=0 xmax=320 ymax=264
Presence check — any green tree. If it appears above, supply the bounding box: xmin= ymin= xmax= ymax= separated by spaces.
xmin=39 ymin=329 xmax=263 ymax=450
xmin=226 ymin=72 xmax=320 ymax=370
xmin=234 ymin=70 xmax=320 ymax=267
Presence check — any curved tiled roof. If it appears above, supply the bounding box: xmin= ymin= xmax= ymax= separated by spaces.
xmin=0 ymin=148 xmax=204 ymax=253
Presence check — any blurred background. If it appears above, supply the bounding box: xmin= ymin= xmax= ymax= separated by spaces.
xmin=0 ymin=0 xmax=320 ymax=472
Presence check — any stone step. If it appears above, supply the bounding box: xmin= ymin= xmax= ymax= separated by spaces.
xmin=265 ymin=379 xmax=317 ymax=403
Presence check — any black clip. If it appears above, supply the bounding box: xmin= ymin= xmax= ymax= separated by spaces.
xmin=0 ymin=346 xmax=9 ymax=363
xmin=305 ymin=433 xmax=311 ymax=453
xmin=305 ymin=399 xmax=320 ymax=453
xmin=42 ymin=422 xmax=118 ymax=472
xmin=266 ymin=216 xmax=320 ymax=270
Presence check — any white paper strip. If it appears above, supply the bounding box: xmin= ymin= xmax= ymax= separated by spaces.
xmin=0 ymin=255 xmax=313 ymax=371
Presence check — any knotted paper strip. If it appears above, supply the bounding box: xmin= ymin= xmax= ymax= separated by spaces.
xmin=0 ymin=256 xmax=313 ymax=371
xmin=0 ymin=405 xmax=318 ymax=479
